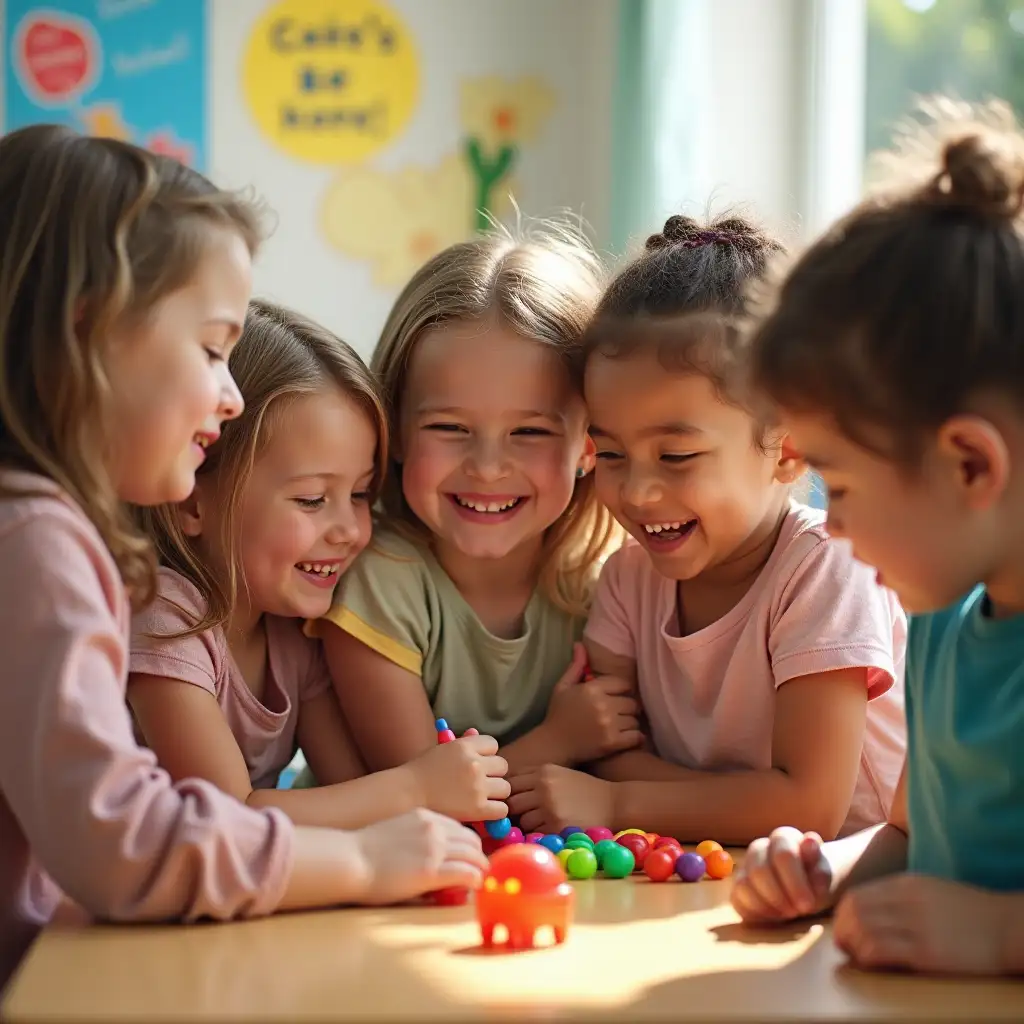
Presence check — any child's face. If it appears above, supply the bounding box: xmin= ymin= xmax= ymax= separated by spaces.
xmin=586 ymin=349 xmax=788 ymax=581
xmin=399 ymin=319 xmax=589 ymax=563
xmin=202 ymin=387 xmax=376 ymax=621
xmin=105 ymin=226 xmax=250 ymax=505
xmin=781 ymin=410 xmax=1000 ymax=614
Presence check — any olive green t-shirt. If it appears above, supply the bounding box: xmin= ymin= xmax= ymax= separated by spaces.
xmin=314 ymin=528 xmax=585 ymax=745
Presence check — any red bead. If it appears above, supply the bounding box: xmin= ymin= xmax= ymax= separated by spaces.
xmin=643 ymin=848 xmax=678 ymax=883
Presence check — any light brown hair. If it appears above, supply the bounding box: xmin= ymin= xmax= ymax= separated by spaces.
xmin=749 ymin=98 xmax=1024 ymax=462
xmin=135 ymin=299 xmax=388 ymax=636
xmin=373 ymin=223 xmax=620 ymax=617
xmin=0 ymin=124 xmax=263 ymax=605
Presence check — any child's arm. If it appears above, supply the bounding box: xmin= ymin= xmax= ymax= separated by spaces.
xmin=325 ymin=626 xmax=640 ymax=777
xmin=130 ymin=673 xmax=509 ymax=829
xmin=1 ymin=513 xmax=485 ymax=922
xmin=295 ymin=688 xmax=367 ymax=785
xmin=611 ymin=668 xmax=869 ymax=841
xmin=511 ymin=667 xmax=870 ymax=842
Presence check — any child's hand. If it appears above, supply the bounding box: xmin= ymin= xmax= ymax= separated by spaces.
xmin=731 ymin=826 xmax=833 ymax=922
xmin=408 ymin=734 xmax=510 ymax=822
xmin=834 ymin=874 xmax=1010 ymax=975
xmin=508 ymin=764 xmax=614 ymax=835
xmin=544 ymin=643 xmax=643 ymax=764
xmin=351 ymin=809 xmax=490 ymax=905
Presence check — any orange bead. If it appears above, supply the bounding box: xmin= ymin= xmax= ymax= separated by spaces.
xmin=705 ymin=849 xmax=734 ymax=879
xmin=696 ymin=840 xmax=723 ymax=859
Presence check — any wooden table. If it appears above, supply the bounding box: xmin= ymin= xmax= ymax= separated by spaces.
xmin=4 ymin=863 xmax=1024 ymax=1022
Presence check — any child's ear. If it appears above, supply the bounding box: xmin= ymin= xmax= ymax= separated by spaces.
xmin=774 ymin=434 xmax=806 ymax=485
xmin=936 ymin=415 xmax=1009 ymax=510
xmin=177 ymin=489 xmax=205 ymax=538
xmin=578 ymin=434 xmax=597 ymax=477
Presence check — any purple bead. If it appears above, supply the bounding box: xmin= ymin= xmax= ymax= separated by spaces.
xmin=675 ymin=852 xmax=706 ymax=883
xmin=559 ymin=826 xmax=584 ymax=840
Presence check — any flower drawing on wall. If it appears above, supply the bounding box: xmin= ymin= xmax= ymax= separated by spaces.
xmin=321 ymin=153 xmax=510 ymax=287
xmin=320 ymin=76 xmax=555 ymax=287
xmin=459 ymin=76 xmax=555 ymax=230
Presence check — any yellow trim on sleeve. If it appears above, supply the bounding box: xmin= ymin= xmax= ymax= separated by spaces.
xmin=317 ymin=606 xmax=423 ymax=676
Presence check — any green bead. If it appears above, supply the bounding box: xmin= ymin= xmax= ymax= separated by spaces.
xmin=564 ymin=833 xmax=595 ymax=851
xmin=601 ymin=843 xmax=636 ymax=879
xmin=566 ymin=847 xmax=598 ymax=880
xmin=593 ymin=839 xmax=620 ymax=867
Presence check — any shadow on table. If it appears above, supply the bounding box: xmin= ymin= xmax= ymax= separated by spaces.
xmin=599 ymin=925 xmax=1024 ymax=1023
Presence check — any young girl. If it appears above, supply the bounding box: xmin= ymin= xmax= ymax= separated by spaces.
xmin=129 ymin=300 xmax=509 ymax=829
xmin=0 ymin=126 xmax=485 ymax=990
xmin=508 ymin=214 xmax=907 ymax=844
xmin=308 ymin=227 xmax=632 ymax=781
xmin=731 ymin=101 xmax=1024 ymax=977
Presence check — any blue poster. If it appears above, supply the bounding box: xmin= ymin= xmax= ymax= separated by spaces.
xmin=3 ymin=0 xmax=207 ymax=169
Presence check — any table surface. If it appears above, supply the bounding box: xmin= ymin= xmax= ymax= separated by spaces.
xmin=5 ymin=859 xmax=1024 ymax=1023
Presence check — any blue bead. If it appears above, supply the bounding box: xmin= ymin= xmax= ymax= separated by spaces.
xmin=537 ymin=834 xmax=565 ymax=855
xmin=559 ymin=826 xmax=584 ymax=840
xmin=485 ymin=817 xmax=512 ymax=840
xmin=435 ymin=719 xmax=448 ymax=732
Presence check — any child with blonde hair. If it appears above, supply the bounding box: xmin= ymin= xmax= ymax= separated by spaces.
xmin=509 ymin=213 xmax=906 ymax=845
xmin=0 ymin=126 xmax=485 ymax=989
xmin=732 ymin=99 xmax=1024 ymax=977
xmin=130 ymin=300 xmax=509 ymax=829
xmin=309 ymin=226 xmax=631 ymax=780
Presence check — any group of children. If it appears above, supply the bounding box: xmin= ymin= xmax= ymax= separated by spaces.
xmin=0 ymin=97 xmax=1021 ymax=992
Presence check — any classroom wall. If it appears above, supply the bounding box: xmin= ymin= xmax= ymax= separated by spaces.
xmin=0 ymin=0 xmax=818 ymax=358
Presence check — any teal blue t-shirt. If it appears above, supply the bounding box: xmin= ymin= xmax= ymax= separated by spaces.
xmin=906 ymin=586 xmax=1024 ymax=890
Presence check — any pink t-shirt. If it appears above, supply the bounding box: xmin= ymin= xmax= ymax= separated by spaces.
xmin=585 ymin=502 xmax=907 ymax=835
xmin=0 ymin=473 xmax=294 ymax=991
xmin=130 ymin=569 xmax=330 ymax=791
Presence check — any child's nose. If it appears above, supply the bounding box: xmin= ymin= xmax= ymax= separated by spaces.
xmin=622 ymin=467 xmax=661 ymax=508
xmin=217 ymin=364 xmax=244 ymax=422
xmin=465 ymin=438 xmax=510 ymax=481
xmin=327 ymin=507 xmax=363 ymax=545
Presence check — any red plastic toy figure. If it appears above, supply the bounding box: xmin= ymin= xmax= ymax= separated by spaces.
xmin=477 ymin=844 xmax=574 ymax=949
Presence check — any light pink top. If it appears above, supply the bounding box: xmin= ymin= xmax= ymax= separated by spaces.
xmin=585 ymin=502 xmax=907 ymax=835
xmin=130 ymin=569 xmax=330 ymax=790
xmin=0 ymin=473 xmax=294 ymax=990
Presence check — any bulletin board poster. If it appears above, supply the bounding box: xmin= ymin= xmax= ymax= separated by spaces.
xmin=3 ymin=0 xmax=207 ymax=169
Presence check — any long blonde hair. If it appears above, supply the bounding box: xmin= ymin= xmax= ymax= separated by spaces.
xmin=135 ymin=299 xmax=388 ymax=637
xmin=373 ymin=223 xmax=621 ymax=617
xmin=0 ymin=124 xmax=263 ymax=606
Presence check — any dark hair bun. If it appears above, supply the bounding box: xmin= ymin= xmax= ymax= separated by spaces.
xmin=645 ymin=213 xmax=769 ymax=253
xmin=935 ymin=129 xmax=1024 ymax=219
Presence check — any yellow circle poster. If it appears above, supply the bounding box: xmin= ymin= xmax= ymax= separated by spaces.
xmin=243 ymin=0 xmax=419 ymax=164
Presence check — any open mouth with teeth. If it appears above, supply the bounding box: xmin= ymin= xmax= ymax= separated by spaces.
xmin=296 ymin=561 xmax=341 ymax=581
xmin=641 ymin=519 xmax=698 ymax=546
xmin=449 ymin=495 xmax=526 ymax=516
xmin=193 ymin=434 xmax=212 ymax=450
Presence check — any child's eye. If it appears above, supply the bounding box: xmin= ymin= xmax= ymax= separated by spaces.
xmin=661 ymin=453 xmax=699 ymax=464
xmin=294 ymin=496 xmax=326 ymax=510
xmin=424 ymin=423 xmax=466 ymax=433
xmin=595 ymin=451 xmax=623 ymax=461
xmin=204 ymin=347 xmax=224 ymax=363
xmin=352 ymin=491 xmax=371 ymax=503
xmin=513 ymin=427 xmax=553 ymax=437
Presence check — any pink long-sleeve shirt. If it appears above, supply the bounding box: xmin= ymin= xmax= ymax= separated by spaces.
xmin=0 ymin=472 xmax=294 ymax=990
